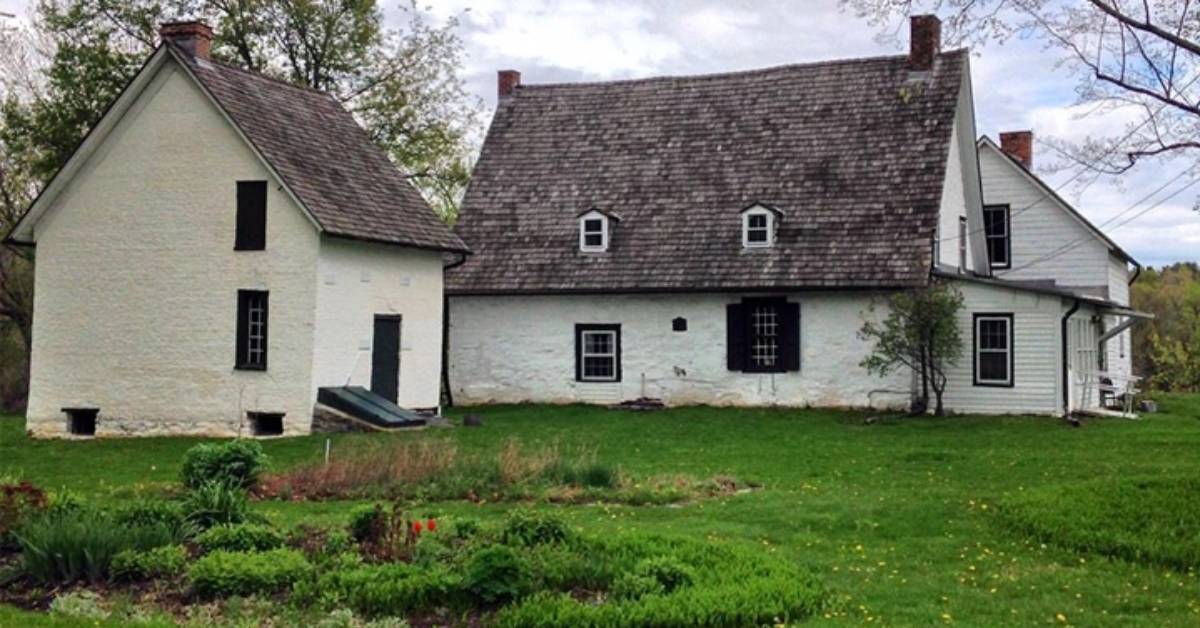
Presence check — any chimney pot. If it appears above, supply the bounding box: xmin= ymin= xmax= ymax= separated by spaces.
xmin=498 ymin=69 xmax=521 ymax=100
xmin=999 ymin=131 xmax=1034 ymax=168
xmin=159 ymin=20 xmax=213 ymax=59
xmin=908 ymin=15 xmax=942 ymax=71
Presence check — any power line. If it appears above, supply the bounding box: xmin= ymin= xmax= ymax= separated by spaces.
xmin=998 ymin=173 xmax=1199 ymax=275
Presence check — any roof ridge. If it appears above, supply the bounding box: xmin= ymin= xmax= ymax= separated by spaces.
xmin=168 ymin=43 xmax=337 ymax=101
xmin=515 ymin=48 xmax=968 ymax=91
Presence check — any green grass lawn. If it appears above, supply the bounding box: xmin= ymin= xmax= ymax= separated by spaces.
xmin=3 ymin=397 xmax=1200 ymax=626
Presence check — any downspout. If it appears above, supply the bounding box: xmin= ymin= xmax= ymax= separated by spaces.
xmin=1128 ymin=259 xmax=1142 ymax=286
xmin=440 ymin=252 xmax=469 ymax=409
xmin=1060 ymin=298 xmax=1081 ymax=417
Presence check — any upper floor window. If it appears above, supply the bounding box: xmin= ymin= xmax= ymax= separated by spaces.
xmin=958 ymin=216 xmax=968 ymax=272
xmin=741 ymin=203 xmax=778 ymax=248
xmin=236 ymin=290 xmax=269 ymax=370
xmin=236 ymin=181 xmax=267 ymax=251
xmin=578 ymin=209 xmax=613 ymax=252
xmin=983 ymin=205 xmax=1010 ymax=269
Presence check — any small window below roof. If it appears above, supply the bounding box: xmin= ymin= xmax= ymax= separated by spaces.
xmin=579 ymin=210 xmax=610 ymax=252
xmin=742 ymin=205 xmax=776 ymax=248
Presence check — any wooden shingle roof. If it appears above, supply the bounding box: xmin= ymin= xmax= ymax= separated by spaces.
xmin=175 ymin=47 xmax=469 ymax=253
xmin=448 ymin=50 xmax=968 ymax=293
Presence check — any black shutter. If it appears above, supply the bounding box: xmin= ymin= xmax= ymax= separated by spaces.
xmin=781 ymin=302 xmax=801 ymax=371
xmin=236 ymin=291 xmax=249 ymax=367
xmin=726 ymin=303 xmax=746 ymax=371
xmin=574 ymin=324 xmax=583 ymax=382
xmin=235 ymin=181 xmax=267 ymax=250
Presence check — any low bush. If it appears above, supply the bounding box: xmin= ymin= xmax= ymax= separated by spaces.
xmin=610 ymin=572 xmax=664 ymax=600
xmin=0 ymin=479 xmax=47 ymax=545
xmin=997 ymin=476 xmax=1200 ymax=570
xmin=15 ymin=508 xmax=180 ymax=584
xmin=196 ymin=523 xmax=284 ymax=554
xmin=111 ymin=544 xmax=189 ymax=580
xmin=632 ymin=555 xmax=694 ymax=593
xmin=188 ymin=548 xmax=311 ymax=598
xmin=464 ymin=545 xmax=533 ymax=605
xmin=114 ymin=499 xmax=195 ymax=539
xmin=349 ymin=503 xmax=384 ymax=543
xmin=181 ymin=440 xmax=266 ymax=490
xmin=298 ymin=562 xmax=462 ymax=617
xmin=48 ymin=591 xmax=107 ymax=621
xmin=181 ymin=482 xmax=261 ymax=530
xmin=288 ymin=524 xmax=354 ymax=561
xmin=500 ymin=509 xmax=571 ymax=547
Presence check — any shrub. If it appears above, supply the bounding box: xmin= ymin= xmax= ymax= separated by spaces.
xmin=349 ymin=503 xmax=384 ymax=543
xmin=16 ymin=508 xmax=179 ymax=584
xmin=500 ymin=509 xmax=570 ymax=546
xmin=188 ymin=548 xmax=310 ymax=598
xmin=288 ymin=524 xmax=354 ymax=561
xmin=114 ymin=499 xmax=194 ymax=539
xmin=196 ymin=523 xmax=284 ymax=553
xmin=464 ymin=545 xmax=533 ymax=604
xmin=298 ymin=562 xmax=462 ymax=617
xmin=0 ymin=480 xmax=47 ymax=545
xmin=111 ymin=544 xmax=189 ymax=580
xmin=632 ymin=555 xmax=694 ymax=593
xmin=181 ymin=440 xmax=266 ymax=490
xmin=181 ymin=482 xmax=261 ymax=530
xmin=610 ymin=572 xmax=664 ymax=600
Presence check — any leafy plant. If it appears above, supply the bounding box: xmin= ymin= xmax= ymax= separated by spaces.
xmin=500 ymin=509 xmax=570 ymax=546
xmin=15 ymin=508 xmax=180 ymax=584
xmin=181 ymin=440 xmax=266 ymax=490
xmin=0 ymin=479 xmax=47 ymax=545
xmin=196 ymin=522 xmax=284 ymax=554
xmin=48 ymin=590 xmax=107 ymax=620
xmin=298 ymin=562 xmax=462 ymax=617
xmin=111 ymin=544 xmax=189 ymax=580
xmin=632 ymin=555 xmax=695 ymax=593
xmin=188 ymin=548 xmax=311 ymax=598
xmin=114 ymin=499 xmax=195 ymax=539
xmin=464 ymin=545 xmax=532 ymax=604
xmin=181 ymin=482 xmax=261 ymax=530
xmin=610 ymin=572 xmax=664 ymax=600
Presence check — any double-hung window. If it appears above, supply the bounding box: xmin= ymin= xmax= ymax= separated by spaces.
xmin=236 ymin=290 xmax=269 ymax=370
xmin=974 ymin=313 xmax=1013 ymax=386
xmin=575 ymin=324 xmax=620 ymax=382
xmin=983 ymin=205 xmax=1010 ymax=269
xmin=578 ymin=210 xmax=611 ymax=252
xmin=235 ymin=181 xmax=268 ymax=250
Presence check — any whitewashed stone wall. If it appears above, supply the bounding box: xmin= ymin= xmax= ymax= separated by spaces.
xmin=25 ymin=61 xmax=320 ymax=437
xmin=310 ymin=238 xmax=445 ymax=411
xmin=448 ymin=292 xmax=912 ymax=409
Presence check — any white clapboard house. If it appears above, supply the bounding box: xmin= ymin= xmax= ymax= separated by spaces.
xmin=446 ymin=15 xmax=1147 ymax=416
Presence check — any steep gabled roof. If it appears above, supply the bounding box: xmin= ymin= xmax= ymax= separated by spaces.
xmin=448 ymin=50 xmax=969 ymax=294
xmin=976 ymin=136 xmax=1135 ymax=264
xmin=7 ymin=44 xmax=468 ymax=254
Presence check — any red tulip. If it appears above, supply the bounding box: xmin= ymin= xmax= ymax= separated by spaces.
xmin=427 ymin=518 xmax=437 ymax=532
xmin=412 ymin=521 xmax=423 ymax=534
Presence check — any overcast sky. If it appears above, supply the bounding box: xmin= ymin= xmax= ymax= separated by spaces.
xmin=1 ymin=0 xmax=1195 ymax=268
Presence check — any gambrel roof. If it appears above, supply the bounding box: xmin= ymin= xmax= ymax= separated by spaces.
xmin=7 ymin=44 xmax=468 ymax=254
xmin=448 ymin=50 xmax=969 ymax=294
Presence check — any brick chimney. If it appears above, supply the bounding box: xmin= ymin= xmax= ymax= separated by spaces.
xmin=159 ymin=21 xmax=213 ymax=59
xmin=999 ymin=130 xmax=1034 ymax=168
xmin=498 ymin=69 xmax=521 ymax=100
xmin=908 ymin=15 xmax=941 ymax=71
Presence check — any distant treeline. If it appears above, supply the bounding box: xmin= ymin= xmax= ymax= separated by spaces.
xmin=1131 ymin=262 xmax=1200 ymax=392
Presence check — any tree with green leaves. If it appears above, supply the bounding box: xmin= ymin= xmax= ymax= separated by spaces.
xmin=1131 ymin=262 xmax=1200 ymax=391
xmin=859 ymin=282 xmax=965 ymax=416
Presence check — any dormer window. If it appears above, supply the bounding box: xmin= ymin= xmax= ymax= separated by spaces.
xmin=578 ymin=209 xmax=617 ymax=253
xmin=740 ymin=203 xmax=779 ymax=248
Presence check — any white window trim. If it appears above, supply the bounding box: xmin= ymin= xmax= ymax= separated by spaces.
xmin=975 ymin=315 xmax=1013 ymax=386
xmin=957 ymin=216 xmax=968 ymax=273
xmin=579 ymin=213 xmax=609 ymax=252
xmin=580 ymin=330 xmax=618 ymax=382
xmin=742 ymin=208 xmax=775 ymax=248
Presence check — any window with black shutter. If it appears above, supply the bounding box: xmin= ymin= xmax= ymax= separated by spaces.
xmin=575 ymin=324 xmax=621 ymax=382
xmin=236 ymin=290 xmax=269 ymax=370
xmin=726 ymin=298 xmax=800 ymax=373
xmin=235 ymin=181 xmax=267 ymax=251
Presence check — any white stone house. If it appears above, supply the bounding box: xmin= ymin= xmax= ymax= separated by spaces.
xmin=4 ymin=22 xmax=469 ymax=437
xmin=446 ymin=15 xmax=1147 ymax=416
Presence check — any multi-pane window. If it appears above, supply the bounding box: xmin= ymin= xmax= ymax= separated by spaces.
xmin=983 ymin=205 xmax=1010 ymax=269
xmin=579 ymin=212 xmax=610 ymax=252
xmin=236 ymin=290 xmax=269 ymax=370
xmin=958 ymin=216 xmax=968 ymax=272
xmin=575 ymin=324 xmax=620 ymax=382
xmin=727 ymin=298 xmax=799 ymax=373
xmin=235 ymin=181 xmax=267 ymax=251
xmin=750 ymin=305 xmax=779 ymax=368
xmin=974 ymin=314 xmax=1012 ymax=386
xmin=742 ymin=209 xmax=773 ymax=248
